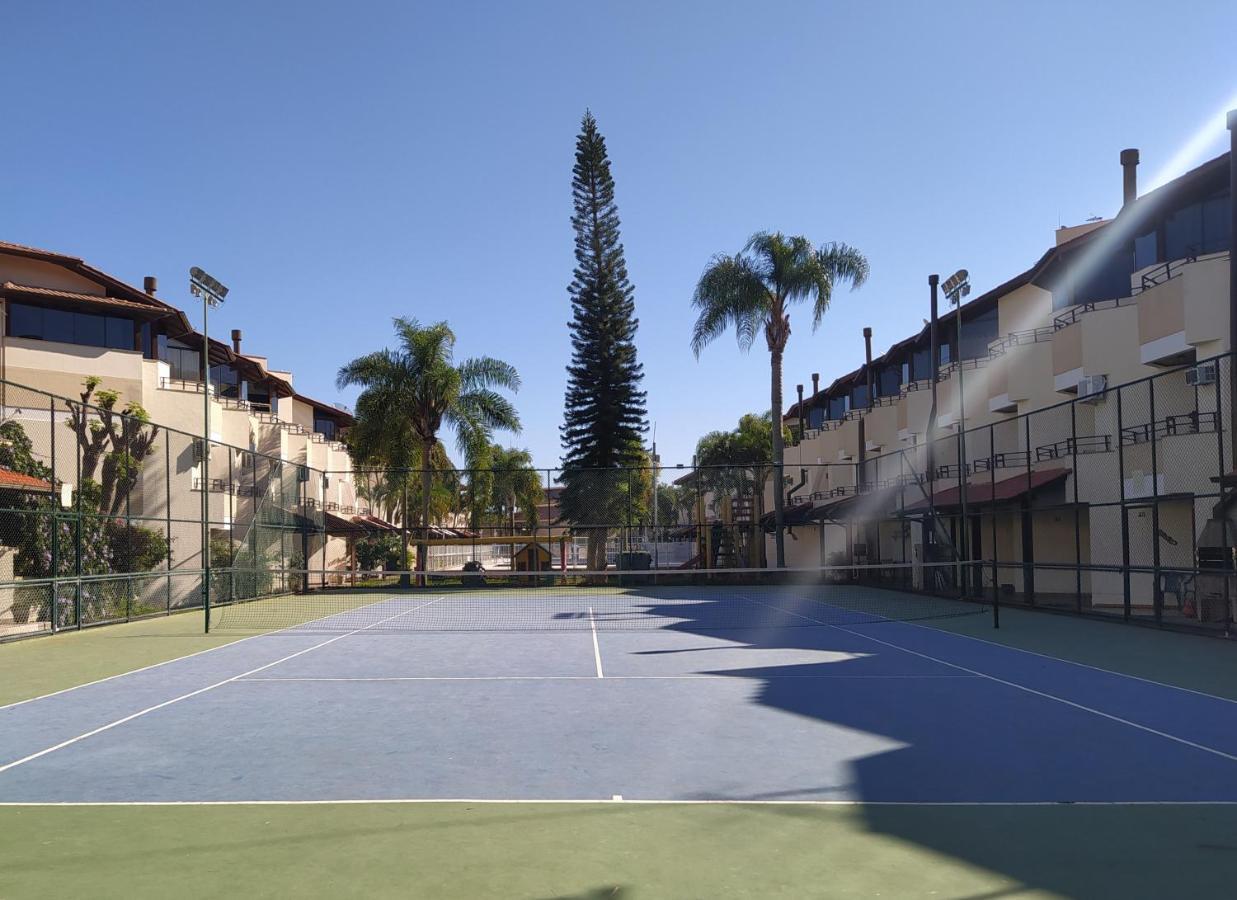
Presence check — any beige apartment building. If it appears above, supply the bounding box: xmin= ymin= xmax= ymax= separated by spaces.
xmin=0 ymin=241 xmax=363 ymax=631
xmin=772 ymin=145 xmax=1234 ymax=627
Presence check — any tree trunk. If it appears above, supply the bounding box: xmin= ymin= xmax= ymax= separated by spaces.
xmin=587 ymin=527 xmax=608 ymax=574
xmin=770 ymin=348 xmax=786 ymax=568
xmin=418 ymin=443 xmax=432 ymax=580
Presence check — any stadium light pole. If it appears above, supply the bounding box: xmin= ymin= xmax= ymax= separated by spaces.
xmin=190 ymin=266 xmax=229 ymax=632
xmin=942 ymin=269 xmax=971 ymax=595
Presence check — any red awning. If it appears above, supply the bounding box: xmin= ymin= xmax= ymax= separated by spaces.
xmin=903 ymin=467 xmax=1070 ymax=512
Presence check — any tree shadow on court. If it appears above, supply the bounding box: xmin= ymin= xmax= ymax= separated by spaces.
xmin=618 ymin=587 xmax=1237 ymax=898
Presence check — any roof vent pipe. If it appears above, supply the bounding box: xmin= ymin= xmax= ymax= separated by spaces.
xmin=231 ymin=329 xmax=242 ymax=354
xmin=1120 ymin=148 xmax=1139 ymax=207
xmin=143 ymin=276 xmax=157 ymax=295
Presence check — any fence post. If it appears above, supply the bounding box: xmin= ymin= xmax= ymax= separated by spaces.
xmin=1023 ymin=415 xmax=1035 ymax=606
xmin=164 ymin=430 xmax=171 ymax=615
xmin=990 ymin=424 xmax=999 ymax=629
xmin=1149 ymin=376 xmax=1162 ymax=625
xmin=1117 ymin=387 xmax=1131 ymax=620
xmin=124 ymin=417 xmax=132 ymax=623
xmin=49 ymin=395 xmax=58 ymax=632
xmin=1071 ymin=398 xmax=1082 ymax=614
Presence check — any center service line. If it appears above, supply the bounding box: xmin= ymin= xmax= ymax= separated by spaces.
xmin=588 ymin=606 xmax=604 ymax=678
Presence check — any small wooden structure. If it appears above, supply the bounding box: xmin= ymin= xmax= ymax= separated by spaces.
xmin=513 ymin=542 xmax=552 ymax=572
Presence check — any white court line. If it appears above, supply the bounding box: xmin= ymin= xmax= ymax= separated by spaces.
xmin=893 ymin=616 xmax=1237 ymax=707
xmin=233 ymin=674 xmax=979 ymax=682
xmin=1 ymin=798 xmax=1236 ymax=807
xmin=742 ymin=596 xmax=1237 ymax=766
xmin=0 ymin=593 xmax=409 ymax=714
xmin=588 ymin=606 xmax=604 ymax=678
xmin=0 ymin=598 xmax=442 ymax=776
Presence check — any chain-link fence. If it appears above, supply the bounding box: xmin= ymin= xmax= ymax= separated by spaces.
xmin=3 ymin=351 xmax=1236 ymax=640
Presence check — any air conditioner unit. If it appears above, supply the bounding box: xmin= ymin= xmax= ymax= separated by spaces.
xmin=1077 ymin=374 xmax=1107 ymax=403
xmin=1186 ymin=362 xmax=1217 ymax=386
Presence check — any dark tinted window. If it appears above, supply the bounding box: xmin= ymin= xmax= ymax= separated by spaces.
xmin=827 ymin=395 xmax=848 ymax=420
xmin=75 ymin=313 xmax=105 ymax=347
xmin=8 ymin=303 xmax=43 ymax=339
xmin=960 ymin=307 xmax=998 ymax=360
xmin=1134 ymin=229 xmax=1158 ymax=270
xmin=105 ymin=317 xmax=132 ymax=350
xmin=314 ymin=416 xmax=338 ymax=440
xmin=850 ymin=383 xmax=868 ymax=408
xmin=910 ymin=348 xmax=930 ymax=381
xmin=808 ymin=407 xmax=824 ymax=429
xmin=1201 ymin=193 xmax=1230 ymax=254
xmin=44 ymin=308 xmax=74 ymax=343
xmin=877 ymin=365 xmax=900 ymax=396
xmin=1165 ymin=202 xmax=1203 ymax=261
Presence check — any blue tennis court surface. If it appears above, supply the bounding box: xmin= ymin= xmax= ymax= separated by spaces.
xmin=2 ymin=588 xmax=1235 ymax=804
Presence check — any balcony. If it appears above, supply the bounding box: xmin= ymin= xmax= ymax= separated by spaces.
xmin=192 ymin=477 xmax=233 ymax=493
xmin=1034 ymin=435 xmax=1112 ymax=461
xmin=1135 ymin=253 xmax=1229 ymax=366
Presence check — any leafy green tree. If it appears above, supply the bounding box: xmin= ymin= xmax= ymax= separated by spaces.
xmin=691 ymin=232 xmax=868 ymax=566
xmin=338 ymin=318 xmax=521 ymax=573
xmin=489 ymin=446 xmax=543 ymax=535
xmin=558 ymin=111 xmax=648 ymax=569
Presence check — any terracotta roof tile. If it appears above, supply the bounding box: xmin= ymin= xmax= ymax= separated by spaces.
xmin=0 ymin=467 xmax=53 ymax=491
xmin=2 ymin=282 xmax=167 ymax=314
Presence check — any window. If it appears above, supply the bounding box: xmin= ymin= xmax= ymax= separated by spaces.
xmin=1201 ymin=192 xmax=1230 ymax=255
xmin=1134 ymin=228 xmax=1158 ymax=270
xmin=939 ymin=342 xmax=951 ymax=367
xmin=878 ymin=365 xmax=900 ymax=397
xmin=106 ymin=317 xmax=132 ymax=350
xmin=827 ymin=395 xmax=848 ymax=420
xmin=313 ymin=416 xmax=338 ymax=441
xmin=1165 ymin=202 xmax=1203 ymax=261
xmin=8 ymin=303 xmax=43 ymax=339
xmin=211 ymin=364 xmax=241 ymax=399
xmin=959 ymin=307 xmax=998 ymax=360
xmin=910 ymin=348 xmax=930 ymax=381
xmin=164 ymin=339 xmax=201 ymax=381
xmin=5 ymin=302 xmax=136 ymax=351
xmin=808 ymin=407 xmax=824 ymax=429
xmin=850 ymin=383 xmax=869 ymax=409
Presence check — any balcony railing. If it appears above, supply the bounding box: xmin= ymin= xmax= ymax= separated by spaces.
xmin=192 ymin=477 xmax=233 ymax=493
xmin=971 ymin=450 xmax=1032 ymax=472
xmin=324 ymin=500 xmax=340 ymax=512
xmin=988 ymin=326 xmax=1055 ymax=357
xmin=1121 ymin=411 xmax=1219 ymax=446
xmin=1035 ymin=434 xmax=1112 ymax=461
xmin=1053 ymin=296 xmax=1135 ymax=330
xmin=160 ymin=377 xmax=209 ymax=393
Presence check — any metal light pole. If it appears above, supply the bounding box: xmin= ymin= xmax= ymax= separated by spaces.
xmin=190 ymin=267 xmax=229 ymax=633
xmin=942 ymin=269 xmax=971 ymax=594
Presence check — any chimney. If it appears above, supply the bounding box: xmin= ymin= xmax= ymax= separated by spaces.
xmin=811 ymin=373 xmax=819 ymax=397
xmin=863 ymin=327 xmax=874 ymax=410
xmin=796 ymin=384 xmax=805 ymax=436
xmin=231 ymin=329 xmax=242 ymax=354
xmin=1120 ymin=148 xmax=1140 ymax=207
xmin=143 ymin=275 xmax=158 ymax=295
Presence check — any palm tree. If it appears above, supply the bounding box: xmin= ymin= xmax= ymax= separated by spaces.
xmin=338 ymin=318 xmax=521 ymax=575
xmin=691 ymin=232 xmax=868 ymax=567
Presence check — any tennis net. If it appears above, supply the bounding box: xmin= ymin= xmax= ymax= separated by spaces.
xmin=208 ymin=561 xmax=990 ymax=633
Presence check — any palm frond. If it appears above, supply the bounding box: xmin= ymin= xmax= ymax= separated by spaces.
xmin=690 ymin=254 xmax=771 ymax=356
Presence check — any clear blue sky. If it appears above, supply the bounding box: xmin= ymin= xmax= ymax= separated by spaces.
xmin=6 ymin=1 xmax=1236 ymax=470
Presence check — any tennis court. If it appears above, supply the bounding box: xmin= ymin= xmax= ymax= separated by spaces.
xmin=2 ymin=570 xmax=1235 ymax=807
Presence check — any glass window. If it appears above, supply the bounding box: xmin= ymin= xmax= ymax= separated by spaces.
xmin=313 ymin=416 xmax=338 ymax=440
xmin=8 ymin=303 xmax=43 ymax=339
xmin=878 ymin=366 xmax=900 ymax=396
xmin=74 ymin=312 xmax=105 ymax=347
xmin=211 ymin=364 xmax=240 ymax=398
xmin=939 ymin=342 xmax=951 ymax=366
xmin=1201 ymin=192 xmax=1230 ymax=255
xmin=43 ymin=308 xmax=74 ymax=343
xmin=808 ymin=407 xmax=824 ymax=429
xmin=910 ymin=348 xmax=930 ymax=381
xmin=960 ymin=307 xmax=999 ymax=360
xmin=1134 ymin=228 xmax=1158 ymax=270
xmin=1165 ymin=202 xmax=1203 ymax=261
xmin=105 ymin=317 xmax=133 ymax=350
xmin=827 ymin=395 xmax=847 ymax=420
xmin=851 ymin=383 xmax=868 ymax=409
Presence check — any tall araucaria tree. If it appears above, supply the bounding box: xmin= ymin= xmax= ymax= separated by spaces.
xmin=691 ymin=233 xmax=868 ymax=567
xmin=338 ymin=318 xmax=521 ymax=576
xmin=559 ymin=110 xmax=648 ymax=570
